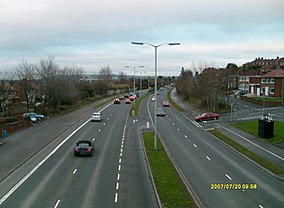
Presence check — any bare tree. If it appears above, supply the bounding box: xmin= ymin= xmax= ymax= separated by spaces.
xmin=35 ymin=56 xmax=61 ymax=110
xmin=0 ymin=71 xmax=14 ymax=116
xmin=94 ymin=66 xmax=113 ymax=95
xmin=59 ymin=65 xmax=84 ymax=104
xmin=99 ymin=65 xmax=113 ymax=81
xmin=14 ymin=60 xmax=36 ymax=112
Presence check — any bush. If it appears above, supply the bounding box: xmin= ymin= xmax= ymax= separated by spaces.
xmin=4 ymin=117 xmax=18 ymax=124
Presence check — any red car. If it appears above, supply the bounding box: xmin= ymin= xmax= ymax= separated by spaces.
xmin=125 ymin=99 xmax=131 ymax=104
xmin=129 ymin=95 xmax=136 ymax=101
xmin=163 ymin=100 xmax=170 ymax=107
xmin=195 ymin=112 xmax=220 ymax=122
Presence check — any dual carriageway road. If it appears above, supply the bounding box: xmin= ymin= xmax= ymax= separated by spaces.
xmin=0 ymin=90 xmax=283 ymax=207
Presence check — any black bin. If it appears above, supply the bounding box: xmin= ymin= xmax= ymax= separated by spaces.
xmin=258 ymin=114 xmax=274 ymax=139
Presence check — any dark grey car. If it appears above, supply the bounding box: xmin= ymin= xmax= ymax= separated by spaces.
xmin=74 ymin=140 xmax=95 ymax=156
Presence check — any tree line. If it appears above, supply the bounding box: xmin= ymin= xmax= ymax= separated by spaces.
xmin=175 ymin=62 xmax=239 ymax=112
xmin=0 ymin=57 xmax=131 ymax=118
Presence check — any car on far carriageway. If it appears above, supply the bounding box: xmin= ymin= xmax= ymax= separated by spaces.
xmin=74 ymin=140 xmax=95 ymax=156
xmin=194 ymin=112 xmax=220 ymax=122
xmin=163 ymin=100 xmax=170 ymax=107
xmin=156 ymin=108 xmax=166 ymax=117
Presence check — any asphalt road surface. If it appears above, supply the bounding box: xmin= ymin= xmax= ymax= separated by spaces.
xmin=145 ymin=89 xmax=284 ymax=208
xmin=0 ymin=99 xmax=158 ymax=208
xmin=1 ymin=90 xmax=283 ymax=208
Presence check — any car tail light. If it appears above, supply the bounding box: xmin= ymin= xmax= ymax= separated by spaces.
xmin=88 ymin=148 xmax=92 ymax=152
xmin=75 ymin=147 xmax=78 ymax=152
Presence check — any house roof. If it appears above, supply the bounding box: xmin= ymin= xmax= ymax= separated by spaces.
xmin=262 ymin=69 xmax=284 ymax=78
xmin=239 ymin=69 xmax=260 ymax=76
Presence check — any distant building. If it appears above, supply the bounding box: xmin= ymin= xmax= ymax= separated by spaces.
xmin=243 ymin=56 xmax=284 ymax=70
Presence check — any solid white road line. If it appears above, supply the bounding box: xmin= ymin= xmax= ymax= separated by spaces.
xmin=0 ymin=118 xmax=91 ymax=205
xmin=216 ymin=124 xmax=284 ymax=161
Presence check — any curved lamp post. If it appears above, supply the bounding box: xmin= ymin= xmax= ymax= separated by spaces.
xmin=131 ymin=42 xmax=180 ymax=150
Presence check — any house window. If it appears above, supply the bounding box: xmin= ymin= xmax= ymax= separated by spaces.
xmin=270 ymin=78 xmax=275 ymax=83
xmin=261 ymin=88 xmax=265 ymax=93
xmin=270 ymin=88 xmax=274 ymax=94
xmin=261 ymin=78 xmax=265 ymax=83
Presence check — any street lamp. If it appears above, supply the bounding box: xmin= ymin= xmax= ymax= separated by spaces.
xmin=125 ymin=65 xmax=144 ymax=103
xmin=131 ymin=41 xmax=180 ymax=150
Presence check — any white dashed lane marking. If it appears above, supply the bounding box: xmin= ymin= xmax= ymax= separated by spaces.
xmin=225 ymin=174 xmax=232 ymax=180
xmin=54 ymin=200 xmax=60 ymax=208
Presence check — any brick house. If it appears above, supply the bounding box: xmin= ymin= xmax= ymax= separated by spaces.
xmin=260 ymin=69 xmax=284 ymax=97
xmin=249 ymin=76 xmax=261 ymax=95
xmin=238 ymin=70 xmax=260 ymax=92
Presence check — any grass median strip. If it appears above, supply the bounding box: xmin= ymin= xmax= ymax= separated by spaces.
xmin=209 ymin=129 xmax=284 ymax=175
xmin=167 ymin=88 xmax=184 ymax=112
xmin=130 ymin=93 xmax=149 ymax=116
xmin=143 ymin=131 xmax=196 ymax=208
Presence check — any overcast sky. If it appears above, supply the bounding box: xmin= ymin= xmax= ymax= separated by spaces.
xmin=0 ymin=0 xmax=283 ymax=76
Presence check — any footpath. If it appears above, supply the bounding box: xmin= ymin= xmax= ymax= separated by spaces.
xmin=171 ymin=89 xmax=284 ymax=180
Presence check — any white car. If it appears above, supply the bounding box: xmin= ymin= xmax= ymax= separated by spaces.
xmin=91 ymin=112 xmax=103 ymax=122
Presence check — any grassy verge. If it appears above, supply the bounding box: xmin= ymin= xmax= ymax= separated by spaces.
xmin=209 ymin=129 xmax=284 ymax=174
xmin=233 ymin=120 xmax=284 ymax=144
xmin=252 ymin=97 xmax=283 ymax=102
xmin=143 ymin=131 xmax=196 ymax=208
xmin=130 ymin=93 xmax=149 ymax=116
xmin=167 ymin=88 xmax=184 ymax=112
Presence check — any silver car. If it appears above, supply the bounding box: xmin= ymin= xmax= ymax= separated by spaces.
xmin=156 ymin=108 xmax=166 ymax=117
xmin=91 ymin=112 xmax=103 ymax=122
